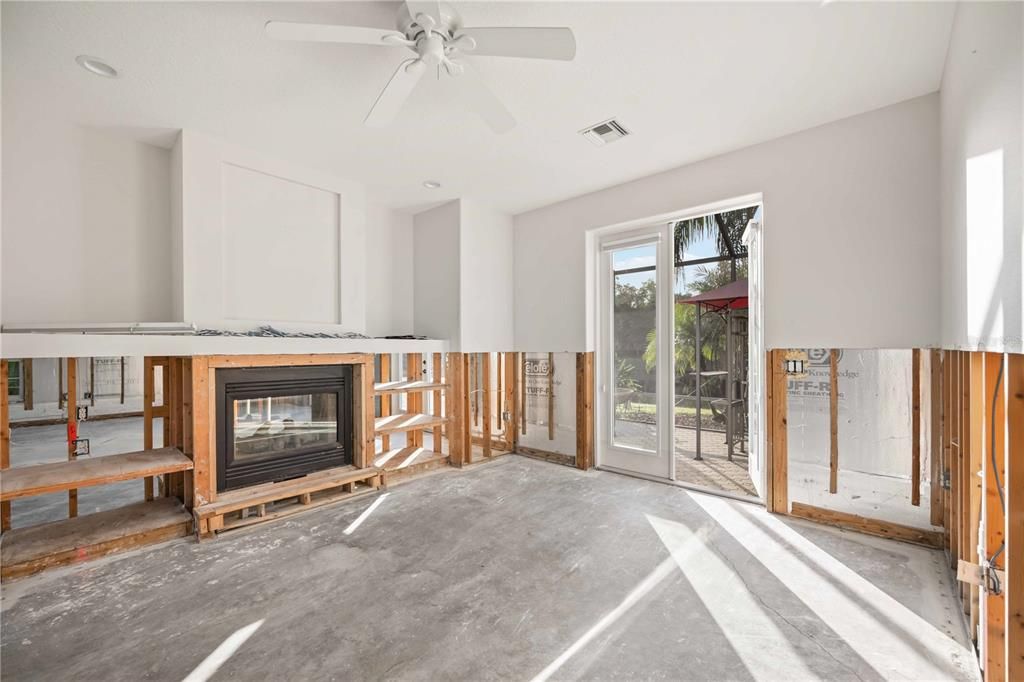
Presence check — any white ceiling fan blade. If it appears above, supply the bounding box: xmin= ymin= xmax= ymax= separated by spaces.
xmin=405 ymin=1 xmax=442 ymax=28
xmin=458 ymin=27 xmax=576 ymax=61
xmin=454 ymin=63 xmax=516 ymax=134
xmin=364 ymin=60 xmax=425 ymax=128
xmin=265 ymin=21 xmax=406 ymax=46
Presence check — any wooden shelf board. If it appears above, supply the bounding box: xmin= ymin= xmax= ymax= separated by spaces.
xmin=373 ymin=446 xmax=446 ymax=471
xmin=1 ymin=447 xmax=193 ymax=502
xmin=1 ymin=497 xmax=192 ymax=580
xmin=374 ymin=380 xmax=448 ymax=395
xmin=374 ymin=413 xmax=447 ymax=435
xmin=196 ymin=464 xmax=382 ymax=517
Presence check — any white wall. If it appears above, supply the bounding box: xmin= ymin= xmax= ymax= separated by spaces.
xmin=514 ymin=94 xmax=942 ymax=352
xmin=413 ymin=201 xmax=461 ymax=344
xmin=2 ymin=123 xmax=173 ymax=323
xmin=175 ymin=130 xmax=368 ymax=332
xmin=365 ymin=203 xmax=414 ymax=337
xmin=410 ymin=199 xmax=515 ymax=350
xmin=459 ymin=199 xmax=514 ymax=351
xmin=940 ymin=2 xmax=1023 ymax=353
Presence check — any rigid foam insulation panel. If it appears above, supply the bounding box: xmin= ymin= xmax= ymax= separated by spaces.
xmin=519 ymin=352 xmax=577 ymax=457
xmin=786 ymin=349 xmax=934 ymax=529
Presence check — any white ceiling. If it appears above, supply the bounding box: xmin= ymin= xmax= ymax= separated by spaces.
xmin=3 ymin=1 xmax=955 ymax=215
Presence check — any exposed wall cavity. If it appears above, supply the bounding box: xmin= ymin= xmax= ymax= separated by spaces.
xmin=786 ymin=349 xmax=933 ymax=529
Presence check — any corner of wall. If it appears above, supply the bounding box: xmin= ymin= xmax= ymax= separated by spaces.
xmin=170 ymin=131 xmax=184 ymax=322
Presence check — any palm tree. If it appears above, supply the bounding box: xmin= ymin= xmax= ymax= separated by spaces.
xmin=642 ymin=302 xmax=716 ymax=378
xmin=672 ymin=205 xmax=759 ymax=265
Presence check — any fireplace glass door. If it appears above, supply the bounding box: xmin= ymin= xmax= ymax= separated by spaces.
xmin=232 ymin=393 xmax=338 ymax=460
xmin=217 ymin=365 xmax=353 ymax=492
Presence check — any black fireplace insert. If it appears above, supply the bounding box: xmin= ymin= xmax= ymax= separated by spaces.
xmin=215 ymin=365 xmax=353 ymax=492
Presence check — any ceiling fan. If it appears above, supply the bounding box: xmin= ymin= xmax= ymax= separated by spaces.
xmin=266 ymin=1 xmax=576 ymax=133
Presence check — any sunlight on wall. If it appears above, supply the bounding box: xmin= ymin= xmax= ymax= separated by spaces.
xmin=966 ymin=149 xmax=1005 ymax=345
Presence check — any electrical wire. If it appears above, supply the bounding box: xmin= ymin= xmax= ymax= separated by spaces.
xmin=986 ymin=356 xmax=1005 ymax=595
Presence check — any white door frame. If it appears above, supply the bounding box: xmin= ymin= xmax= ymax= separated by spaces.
xmin=743 ymin=220 xmax=766 ymax=499
xmin=595 ymin=224 xmax=674 ymax=479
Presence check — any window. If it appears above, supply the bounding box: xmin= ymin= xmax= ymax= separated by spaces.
xmin=7 ymin=360 xmax=21 ymax=399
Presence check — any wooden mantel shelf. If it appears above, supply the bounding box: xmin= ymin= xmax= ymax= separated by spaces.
xmin=0 ymin=448 xmax=193 ymax=502
xmin=0 ymin=332 xmax=447 ymax=360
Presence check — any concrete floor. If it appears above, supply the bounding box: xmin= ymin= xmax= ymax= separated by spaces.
xmin=1 ymin=456 xmax=977 ymax=681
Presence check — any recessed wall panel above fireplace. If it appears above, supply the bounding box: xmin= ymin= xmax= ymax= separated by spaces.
xmin=215 ymin=365 xmax=354 ymax=492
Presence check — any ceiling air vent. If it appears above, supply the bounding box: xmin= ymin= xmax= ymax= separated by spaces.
xmin=580 ymin=118 xmax=630 ymax=146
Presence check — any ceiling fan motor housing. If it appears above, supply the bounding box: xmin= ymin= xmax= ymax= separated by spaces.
xmin=397 ymin=2 xmax=461 ymax=41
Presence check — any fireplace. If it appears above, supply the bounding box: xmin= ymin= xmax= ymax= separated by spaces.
xmin=215 ymin=365 xmax=354 ymax=492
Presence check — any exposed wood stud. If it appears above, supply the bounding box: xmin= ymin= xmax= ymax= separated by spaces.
xmin=496 ymin=352 xmax=503 ymax=439
xmin=143 ymin=357 xmax=155 ymax=502
xmin=190 ymin=357 xmax=213 ymax=505
xmin=829 ymin=349 xmax=839 ymax=494
xmin=1 ymin=360 xmax=10 ymax=531
xmin=575 ymin=353 xmax=594 ymax=470
xmin=181 ymin=357 xmax=194 ymax=509
xmin=463 ymin=354 xmax=472 ymax=462
xmin=930 ymin=350 xmax=943 ymax=527
xmin=911 ymin=348 xmax=921 ymax=506
xmin=407 ymin=353 xmax=423 ymax=448
xmin=445 ymin=353 xmax=463 ymax=467
xmin=962 ymin=350 xmax=978 ymax=610
xmin=23 ymin=359 xmax=34 ymax=411
xmin=66 ymin=358 xmax=78 ymax=518
xmin=950 ymin=351 xmax=960 ymax=567
xmin=767 ymin=349 xmax=788 ymax=514
xmin=1005 ymin=353 xmax=1023 ymax=681
xmin=521 ymin=353 xmax=527 ymax=435
xmin=504 ymin=352 xmax=519 ymax=450
xmin=432 ymin=353 xmax=443 ymax=454
xmin=361 ymin=358 xmax=375 ymax=470
xmin=380 ymin=354 xmax=391 ymax=452
xmin=548 ymin=352 xmax=555 ymax=441
xmin=483 ymin=353 xmax=492 ymax=458
xmin=472 ymin=354 xmax=479 ymax=428
xmin=984 ymin=353 xmax=1006 ymax=681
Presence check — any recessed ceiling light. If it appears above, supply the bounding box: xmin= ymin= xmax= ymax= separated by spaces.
xmin=423 ymin=180 xmax=441 ymax=189
xmin=75 ymin=55 xmax=118 ymax=78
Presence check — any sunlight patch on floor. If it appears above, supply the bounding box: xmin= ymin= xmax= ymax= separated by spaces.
xmin=528 ymin=526 xmax=712 ymax=682
xmin=182 ymin=619 xmax=264 ymax=682
xmin=647 ymin=513 xmax=816 ymax=680
xmin=690 ymin=493 xmax=978 ymax=681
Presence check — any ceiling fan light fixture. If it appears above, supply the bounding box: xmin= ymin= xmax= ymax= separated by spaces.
xmin=266 ymin=1 xmax=577 ymax=133
xmin=423 ymin=180 xmax=442 ymax=189
xmin=75 ymin=55 xmax=118 ymax=78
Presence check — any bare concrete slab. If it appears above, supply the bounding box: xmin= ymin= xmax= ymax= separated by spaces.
xmin=0 ymin=456 xmax=978 ymax=681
